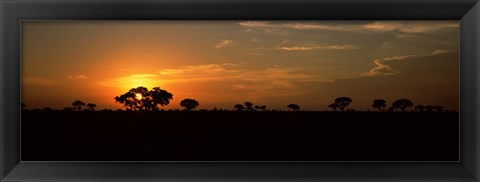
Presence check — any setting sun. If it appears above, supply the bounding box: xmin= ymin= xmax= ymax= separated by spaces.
xmin=135 ymin=93 xmax=143 ymax=100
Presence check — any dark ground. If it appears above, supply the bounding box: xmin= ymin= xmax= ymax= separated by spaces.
xmin=21 ymin=110 xmax=459 ymax=161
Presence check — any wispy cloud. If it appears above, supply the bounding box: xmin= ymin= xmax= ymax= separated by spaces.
xmin=238 ymin=21 xmax=273 ymax=28
xmin=246 ymin=47 xmax=273 ymax=56
xmin=156 ymin=63 xmax=331 ymax=85
xmin=278 ymin=44 xmax=359 ymax=51
xmin=67 ymin=75 xmax=87 ymax=80
xmin=239 ymin=21 xmax=458 ymax=34
xmin=250 ymin=38 xmax=261 ymax=42
xmin=158 ymin=63 xmax=240 ymax=77
xmin=282 ymin=23 xmax=359 ymax=32
xmin=239 ymin=21 xmax=358 ymax=32
xmin=98 ymin=74 xmax=158 ymax=89
xmin=362 ymin=50 xmax=455 ymax=76
xmin=215 ymin=40 xmax=233 ymax=48
xmin=24 ymin=76 xmax=57 ymax=86
xmin=363 ymin=21 xmax=458 ymax=33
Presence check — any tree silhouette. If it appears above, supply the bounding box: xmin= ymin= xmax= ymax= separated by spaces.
xmin=387 ymin=106 xmax=395 ymax=112
xmin=114 ymin=92 xmax=136 ymax=111
xmin=372 ymin=99 xmax=386 ymax=111
xmin=72 ymin=100 xmax=86 ymax=111
xmin=334 ymin=97 xmax=352 ymax=111
xmin=234 ymin=104 xmax=245 ymax=111
xmin=425 ymin=105 xmax=434 ymax=112
xmin=415 ymin=105 xmax=425 ymax=112
xmin=392 ymin=99 xmax=413 ymax=112
xmin=115 ymin=86 xmax=173 ymax=111
xmin=148 ymin=87 xmax=174 ymax=110
xmin=87 ymin=103 xmax=97 ymax=111
xmin=63 ymin=107 xmax=74 ymax=112
xmin=244 ymin=102 xmax=254 ymax=111
xmin=328 ymin=103 xmax=338 ymax=111
xmin=287 ymin=104 xmax=300 ymax=111
xmin=180 ymin=98 xmax=199 ymax=111
xmin=433 ymin=105 xmax=444 ymax=112
xmin=43 ymin=107 xmax=54 ymax=112
xmin=254 ymin=105 xmax=267 ymax=111
xmin=260 ymin=105 xmax=267 ymax=111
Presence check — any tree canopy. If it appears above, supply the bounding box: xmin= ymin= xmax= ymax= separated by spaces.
xmin=114 ymin=86 xmax=173 ymax=111
xmin=334 ymin=97 xmax=352 ymax=111
xmin=234 ymin=104 xmax=245 ymax=111
xmin=372 ymin=99 xmax=386 ymax=111
xmin=180 ymin=98 xmax=200 ymax=111
xmin=392 ymin=99 xmax=413 ymax=112
xmin=287 ymin=104 xmax=300 ymax=111
xmin=72 ymin=100 xmax=86 ymax=111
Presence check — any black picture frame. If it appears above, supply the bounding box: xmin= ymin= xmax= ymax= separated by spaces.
xmin=1 ymin=0 xmax=479 ymax=181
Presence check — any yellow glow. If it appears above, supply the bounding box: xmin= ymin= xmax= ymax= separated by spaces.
xmin=135 ymin=93 xmax=143 ymax=100
xmin=126 ymin=75 xmax=159 ymax=90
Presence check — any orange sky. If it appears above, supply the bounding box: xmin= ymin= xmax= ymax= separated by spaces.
xmin=21 ymin=21 xmax=459 ymax=111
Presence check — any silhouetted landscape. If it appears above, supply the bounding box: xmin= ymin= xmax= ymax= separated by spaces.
xmin=21 ymin=21 xmax=460 ymax=161
xmin=21 ymin=87 xmax=459 ymax=161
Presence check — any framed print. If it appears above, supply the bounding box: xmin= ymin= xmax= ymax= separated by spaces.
xmin=1 ymin=0 xmax=479 ymax=181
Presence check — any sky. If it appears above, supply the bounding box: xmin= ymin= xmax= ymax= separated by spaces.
xmin=21 ymin=21 xmax=459 ymax=111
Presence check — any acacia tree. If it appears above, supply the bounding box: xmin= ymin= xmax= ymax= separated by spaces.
xmin=180 ymin=98 xmax=200 ymax=111
xmin=392 ymin=99 xmax=413 ymax=112
xmin=328 ymin=103 xmax=338 ymax=111
xmin=433 ymin=105 xmax=445 ymax=112
xmin=254 ymin=105 xmax=267 ymax=111
xmin=415 ymin=105 xmax=425 ymax=112
xmin=334 ymin=97 xmax=352 ymax=111
xmin=244 ymin=102 xmax=254 ymax=111
xmin=114 ymin=86 xmax=173 ymax=111
xmin=72 ymin=100 xmax=86 ymax=111
xmin=87 ymin=103 xmax=97 ymax=111
xmin=425 ymin=105 xmax=434 ymax=112
xmin=260 ymin=105 xmax=267 ymax=111
xmin=148 ymin=87 xmax=174 ymax=110
xmin=234 ymin=104 xmax=245 ymax=111
xmin=287 ymin=104 xmax=300 ymax=111
xmin=372 ymin=99 xmax=386 ymax=111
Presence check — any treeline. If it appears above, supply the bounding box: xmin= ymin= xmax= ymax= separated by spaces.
xmin=21 ymin=86 xmax=452 ymax=112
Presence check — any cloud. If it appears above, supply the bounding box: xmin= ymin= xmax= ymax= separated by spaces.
xmin=246 ymin=47 xmax=273 ymax=56
xmin=238 ymin=21 xmax=273 ymax=28
xmin=250 ymin=38 xmax=261 ymax=42
xmin=156 ymin=63 xmax=332 ymax=88
xmin=362 ymin=50 xmax=455 ymax=76
xmin=239 ymin=21 xmax=458 ymax=34
xmin=67 ymin=75 xmax=87 ymax=80
xmin=363 ymin=21 xmax=459 ymax=33
xmin=158 ymin=63 xmax=240 ymax=77
xmin=282 ymin=23 xmax=359 ymax=32
xmin=239 ymin=21 xmax=358 ymax=32
xmin=215 ymin=40 xmax=233 ymax=48
xmin=98 ymin=74 xmax=158 ymax=89
xmin=277 ymin=44 xmax=360 ymax=51
xmin=24 ymin=76 xmax=57 ymax=86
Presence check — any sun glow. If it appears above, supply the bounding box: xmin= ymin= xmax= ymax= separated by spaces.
xmin=135 ymin=93 xmax=143 ymax=100
xmin=128 ymin=78 xmax=158 ymax=91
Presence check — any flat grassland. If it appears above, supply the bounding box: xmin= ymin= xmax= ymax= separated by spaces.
xmin=21 ymin=111 xmax=459 ymax=161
